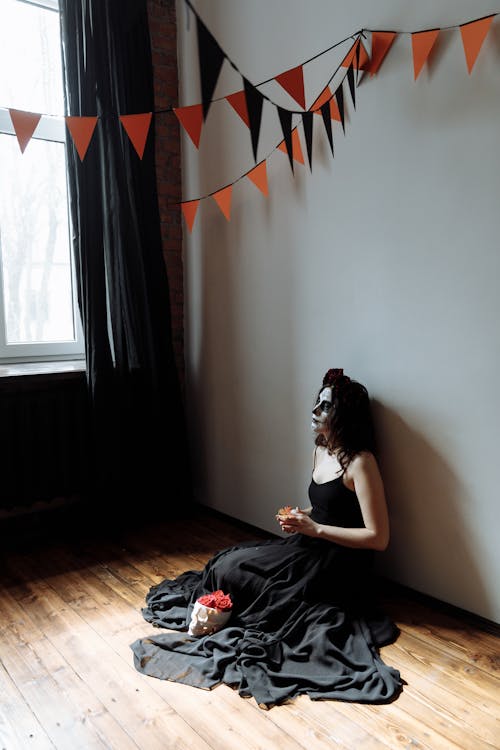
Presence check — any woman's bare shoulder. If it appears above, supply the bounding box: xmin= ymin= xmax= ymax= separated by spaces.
xmin=351 ymin=450 xmax=377 ymax=467
xmin=348 ymin=451 xmax=381 ymax=479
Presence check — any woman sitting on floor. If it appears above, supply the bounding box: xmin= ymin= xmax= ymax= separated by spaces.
xmin=130 ymin=368 xmax=403 ymax=709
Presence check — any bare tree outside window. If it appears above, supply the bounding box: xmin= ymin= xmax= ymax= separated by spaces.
xmin=0 ymin=0 xmax=83 ymax=360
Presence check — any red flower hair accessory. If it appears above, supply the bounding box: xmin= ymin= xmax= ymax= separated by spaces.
xmin=323 ymin=368 xmax=349 ymax=387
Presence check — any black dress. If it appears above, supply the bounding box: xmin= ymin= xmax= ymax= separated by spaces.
xmin=130 ymin=476 xmax=403 ymax=708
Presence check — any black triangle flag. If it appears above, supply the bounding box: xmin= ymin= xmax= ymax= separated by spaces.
xmin=243 ymin=77 xmax=264 ymax=162
xmin=355 ymin=41 xmax=361 ymax=86
xmin=196 ymin=17 xmax=225 ymax=120
xmin=347 ymin=64 xmax=356 ymax=109
xmin=301 ymin=112 xmax=313 ymax=171
xmin=336 ymin=85 xmax=345 ymax=134
xmin=278 ymin=107 xmax=294 ymax=173
xmin=320 ymin=101 xmax=334 ymax=157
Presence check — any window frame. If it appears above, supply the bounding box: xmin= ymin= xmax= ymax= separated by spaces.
xmin=0 ymin=0 xmax=85 ymax=364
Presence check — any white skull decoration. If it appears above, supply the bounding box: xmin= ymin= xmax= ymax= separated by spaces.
xmin=188 ymin=600 xmax=232 ymax=637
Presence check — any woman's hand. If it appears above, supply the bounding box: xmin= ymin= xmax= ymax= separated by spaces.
xmin=277 ymin=510 xmax=319 ymax=537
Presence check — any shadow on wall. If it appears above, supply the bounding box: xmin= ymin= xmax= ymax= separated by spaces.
xmin=371 ymin=399 xmax=492 ymax=620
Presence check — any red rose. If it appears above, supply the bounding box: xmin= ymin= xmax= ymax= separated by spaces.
xmin=323 ymin=368 xmax=344 ymax=386
xmin=197 ymin=590 xmax=233 ymax=611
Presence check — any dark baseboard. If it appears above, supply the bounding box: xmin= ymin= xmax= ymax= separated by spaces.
xmin=193 ymin=504 xmax=500 ymax=634
xmin=376 ymin=576 xmax=500 ymax=635
xmin=2 ymin=498 xmax=498 ymax=633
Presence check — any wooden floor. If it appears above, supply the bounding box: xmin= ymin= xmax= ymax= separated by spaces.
xmin=0 ymin=507 xmax=498 ymax=750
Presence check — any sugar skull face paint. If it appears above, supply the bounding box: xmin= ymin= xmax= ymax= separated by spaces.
xmin=311 ymin=386 xmax=333 ymax=435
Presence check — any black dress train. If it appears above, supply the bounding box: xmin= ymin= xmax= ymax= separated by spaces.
xmin=130 ymin=476 xmax=403 ymax=708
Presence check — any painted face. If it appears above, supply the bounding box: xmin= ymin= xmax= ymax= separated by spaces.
xmin=311 ymin=386 xmax=333 ymax=434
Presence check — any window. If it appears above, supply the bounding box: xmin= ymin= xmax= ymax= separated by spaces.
xmin=0 ymin=0 xmax=84 ymax=363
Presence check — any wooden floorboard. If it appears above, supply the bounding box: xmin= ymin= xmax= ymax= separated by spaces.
xmin=0 ymin=508 xmax=498 ymax=750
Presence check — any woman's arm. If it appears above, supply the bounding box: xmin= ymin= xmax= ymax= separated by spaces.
xmin=278 ymin=452 xmax=390 ymax=551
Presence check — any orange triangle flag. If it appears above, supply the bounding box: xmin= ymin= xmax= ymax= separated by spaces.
xmin=173 ymin=104 xmax=204 ymax=148
xmin=460 ymin=16 xmax=494 ymax=74
xmin=310 ymin=87 xmax=341 ymax=121
xmin=327 ymin=99 xmax=341 ymax=122
xmin=275 ymin=65 xmax=306 ymax=109
xmin=181 ymin=200 xmax=200 ymax=233
xmin=277 ymin=128 xmax=305 ymax=165
xmin=341 ymin=39 xmax=370 ymax=69
xmin=212 ymin=185 xmax=232 ymax=220
xmin=310 ymin=86 xmax=331 ymax=111
xmin=9 ymin=109 xmax=41 ymax=153
xmin=369 ymin=31 xmax=397 ymax=75
xmin=65 ymin=116 xmax=98 ymax=161
xmin=412 ymin=29 xmax=440 ymax=80
xmin=247 ymin=161 xmax=268 ymax=196
xmin=225 ymin=91 xmax=250 ymax=127
xmin=119 ymin=113 xmax=152 ymax=159
xmin=291 ymin=128 xmax=305 ymax=164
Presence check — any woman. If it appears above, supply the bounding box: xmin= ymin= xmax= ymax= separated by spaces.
xmin=280 ymin=367 xmax=390 ymax=550
xmin=130 ymin=369 xmax=403 ymax=709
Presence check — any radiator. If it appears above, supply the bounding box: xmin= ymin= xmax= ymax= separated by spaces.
xmin=0 ymin=372 xmax=89 ymax=511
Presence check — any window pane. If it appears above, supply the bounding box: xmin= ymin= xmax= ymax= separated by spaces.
xmin=0 ymin=134 xmax=76 ymax=344
xmin=0 ymin=0 xmax=63 ymax=115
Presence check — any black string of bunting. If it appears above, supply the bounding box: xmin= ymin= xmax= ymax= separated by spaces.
xmin=1 ymin=3 xmax=497 ymax=231
xmin=177 ymin=4 xmax=498 ymax=230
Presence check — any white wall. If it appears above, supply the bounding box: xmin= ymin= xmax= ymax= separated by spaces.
xmin=176 ymin=0 xmax=500 ymax=622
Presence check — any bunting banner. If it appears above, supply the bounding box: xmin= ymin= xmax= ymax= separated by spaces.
xmin=119 ymin=113 xmax=152 ymax=159
xmin=196 ymin=16 xmax=225 ymax=119
xmin=346 ymin=64 xmax=356 ymax=109
xmin=244 ymin=77 xmax=264 ymax=162
xmin=336 ymin=85 xmax=345 ymax=134
xmin=2 ymin=6 xmax=498 ymax=234
xmin=320 ymin=101 xmax=334 ymax=157
xmin=226 ymin=90 xmax=250 ymax=126
xmin=175 ymin=8 xmax=497 ymax=232
xmin=173 ymin=103 xmax=204 ymax=147
xmin=181 ymin=199 xmax=200 ymax=232
xmin=302 ymin=111 xmax=314 ymax=170
xmin=278 ymin=126 xmax=305 ymax=167
xmin=310 ymin=86 xmax=342 ymax=121
xmin=277 ymin=106 xmax=294 ymax=173
xmin=5 ymin=110 xmax=154 ymax=159
xmin=341 ymin=39 xmax=370 ymax=70
xmin=275 ymin=65 xmax=306 ymax=109
xmin=412 ymin=29 xmax=440 ymax=80
xmin=212 ymin=185 xmax=232 ymax=220
xmin=9 ymin=109 xmax=41 ymax=153
xmin=247 ymin=161 xmax=268 ymax=195
xmin=460 ymin=15 xmax=494 ymax=73
xmin=65 ymin=115 xmax=98 ymax=161
xmin=369 ymin=31 xmax=397 ymax=75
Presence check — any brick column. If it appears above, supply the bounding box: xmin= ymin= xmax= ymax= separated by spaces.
xmin=147 ymin=0 xmax=184 ymax=390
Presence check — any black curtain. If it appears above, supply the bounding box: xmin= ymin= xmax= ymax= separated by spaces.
xmin=59 ymin=0 xmax=190 ymax=520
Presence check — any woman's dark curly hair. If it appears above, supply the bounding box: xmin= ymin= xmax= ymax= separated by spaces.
xmin=314 ymin=368 xmax=376 ymax=472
